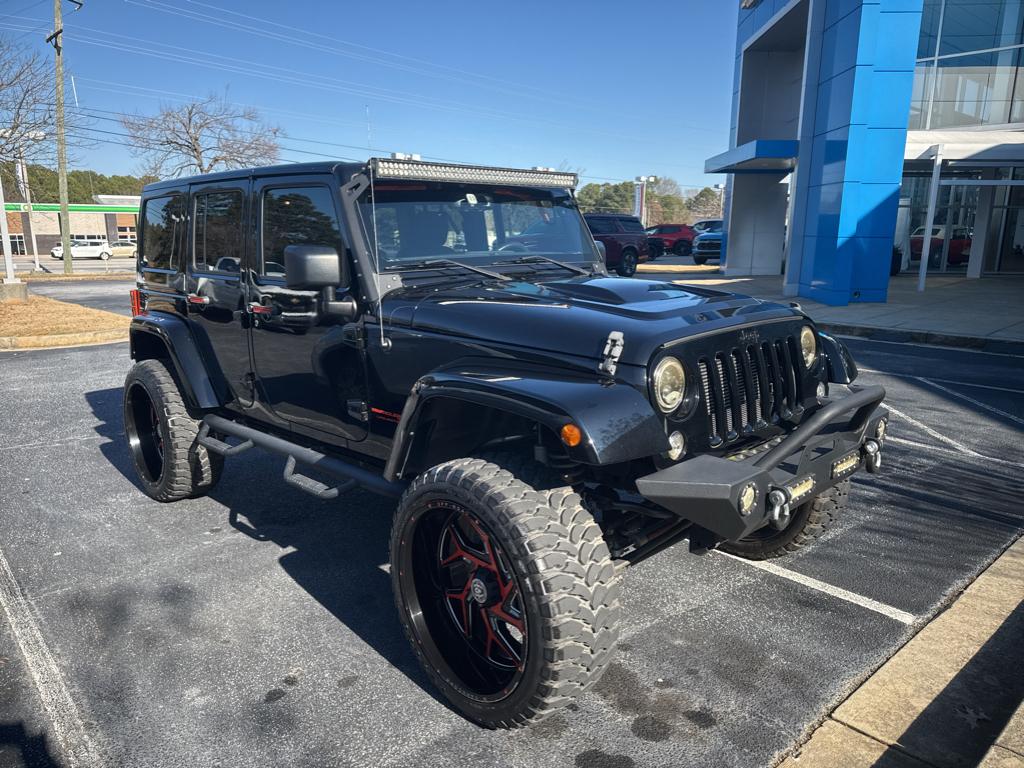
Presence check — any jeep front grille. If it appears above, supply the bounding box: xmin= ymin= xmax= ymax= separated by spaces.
xmin=697 ymin=335 xmax=803 ymax=447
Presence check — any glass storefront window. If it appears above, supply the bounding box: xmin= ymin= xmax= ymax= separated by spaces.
xmin=938 ymin=0 xmax=1024 ymax=56
xmin=929 ymin=49 xmax=1019 ymax=128
xmin=920 ymin=0 xmax=943 ymax=58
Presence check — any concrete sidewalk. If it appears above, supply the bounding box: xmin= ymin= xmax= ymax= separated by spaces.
xmin=778 ymin=536 xmax=1024 ymax=767
xmin=639 ymin=265 xmax=1024 ymax=353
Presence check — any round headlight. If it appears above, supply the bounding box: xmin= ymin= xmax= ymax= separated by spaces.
xmin=652 ymin=357 xmax=686 ymax=413
xmin=800 ymin=326 xmax=818 ymax=368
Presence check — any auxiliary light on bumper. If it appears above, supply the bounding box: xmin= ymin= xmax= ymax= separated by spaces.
xmin=635 ymin=385 xmax=887 ymax=541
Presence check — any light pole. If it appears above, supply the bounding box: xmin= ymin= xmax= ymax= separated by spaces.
xmin=48 ymin=0 xmax=83 ymax=276
xmin=634 ymin=175 xmax=657 ymax=227
xmin=714 ymin=183 xmax=725 ymax=217
xmin=14 ymin=133 xmax=45 ymax=271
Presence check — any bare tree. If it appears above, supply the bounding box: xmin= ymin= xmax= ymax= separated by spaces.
xmin=0 ymin=37 xmax=57 ymax=163
xmin=121 ymin=93 xmax=281 ymax=177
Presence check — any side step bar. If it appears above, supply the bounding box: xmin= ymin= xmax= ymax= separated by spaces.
xmin=198 ymin=414 xmax=407 ymax=499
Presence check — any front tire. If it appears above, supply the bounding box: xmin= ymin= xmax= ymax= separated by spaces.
xmin=720 ymin=481 xmax=849 ymax=560
xmin=616 ymin=248 xmax=638 ymax=277
xmin=99 ymin=251 xmax=110 ymax=261
xmin=123 ymin=359 xmax=223 ymax=502
xmin=693 ymin=254 xmax=708 ymax=265
xmin=390 ymin=457 xmax=621 ymax=728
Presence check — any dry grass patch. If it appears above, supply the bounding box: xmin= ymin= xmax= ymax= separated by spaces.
xmin=0 ymin=295 xmax=129 ymax=337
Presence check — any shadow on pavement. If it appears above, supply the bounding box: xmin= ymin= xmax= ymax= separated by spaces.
xmin=83 ymin=387 xmax=453 ymax=715
xmin=870 ymin=601 xmax=1024 ymax=767
xmin=0 ymin=722 xmax=63 ymax=768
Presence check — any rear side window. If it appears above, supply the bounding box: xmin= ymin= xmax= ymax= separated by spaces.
xmin=620 ymin=218 xmax=645 ymax=233
xmin=140 ymin=194 xmax=185 ymax=270
xmin=260 ymin=186 xmax=344 ymax=280
xmin=194 ymin=190 xmax=244 ymax=273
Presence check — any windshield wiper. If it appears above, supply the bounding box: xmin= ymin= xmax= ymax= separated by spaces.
xmin=403 ymin=258 xmax=510 ymax=281
xmin=494 ymin=254 xmax=590 ymax=275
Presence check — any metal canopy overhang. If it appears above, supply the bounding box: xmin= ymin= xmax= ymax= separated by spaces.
xmin=705 ymin=140 xmax=799 ymax=174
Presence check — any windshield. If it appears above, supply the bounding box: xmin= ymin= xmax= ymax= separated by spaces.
xmin=358 ymin=181 xmax=599 ymax=271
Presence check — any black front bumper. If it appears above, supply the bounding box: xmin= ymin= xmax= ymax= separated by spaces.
xmin=635 ymin=385 xmax=887 ymax=540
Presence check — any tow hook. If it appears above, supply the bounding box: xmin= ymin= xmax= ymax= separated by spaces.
xmin=767 ymin=488 xmax=792 ymax=530
xmin=863 ymin=439 xmax=882 ymax=474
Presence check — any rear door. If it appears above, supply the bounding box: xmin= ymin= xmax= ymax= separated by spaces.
xmin=186 ymin=179 xmax=252 ymax=407
xmin=248 ymin=175 xmax=368 ymax=443
xmin=587 ymin=216 xmax=622 ymax=266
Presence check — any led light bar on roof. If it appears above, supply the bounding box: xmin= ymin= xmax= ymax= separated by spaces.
xmin=370 ymin=158 xmax=578 ymax=189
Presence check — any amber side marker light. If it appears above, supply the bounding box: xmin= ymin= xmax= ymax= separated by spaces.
xmin=560 ymin=423 xmax=582 ymax=448
xmin=129 ymin=289 xmax=143 ymax=316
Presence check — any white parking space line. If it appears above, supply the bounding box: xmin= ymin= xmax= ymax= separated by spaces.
xmin=717 ymin=552 xmax=916 ymax=625
xmin=0 ymin=546 xmax=104 ymax=768
xmin=0 ymin=435 xmax=105 ymax=452
xmin=884 ymin=404 xmax=985 ymax=458
xmin=885 ymin=436 xmax=1020 ymax=470
xmin=917 ymin=377 xmax=1024 ymax=428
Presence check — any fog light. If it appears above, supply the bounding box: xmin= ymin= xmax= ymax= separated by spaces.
xmin=666 ymin=431 xmax=685 ymax=460
xmin=738 ymin=483 xmax=757 ymax=516
xmin=831 ymin=452 xmax=859 ymax=478
xmin=876 ymin=419 xmax=887 ymax=441
xmin=816 ymin=382 xmax=827 ymax=399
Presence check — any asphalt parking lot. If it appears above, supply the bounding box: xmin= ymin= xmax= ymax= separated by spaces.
xmin=1 ymin=333 xmax=1022 ymax=767
xmin=26 ymin=281 xmax=134 ymax=316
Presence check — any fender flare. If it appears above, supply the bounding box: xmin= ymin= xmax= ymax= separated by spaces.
xmin=818 ymin=331 xmax=858 ymax=385
xmin=129 ymin=312 xmax=223 ymax=410
xmin=383 ymin=367 xmax=669 ymax=481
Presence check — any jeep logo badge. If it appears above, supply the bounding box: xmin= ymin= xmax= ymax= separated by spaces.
xmin=470 ymin=578 xmax=488 ymax=605
xmin=739 ymin=328 xmax=761 ymax=344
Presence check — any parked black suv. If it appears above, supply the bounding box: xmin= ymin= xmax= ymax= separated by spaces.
xmin=583 ymin=213 xmax=650 ymax=276
xmin=123 ymin=158 xmax=887 ymax=729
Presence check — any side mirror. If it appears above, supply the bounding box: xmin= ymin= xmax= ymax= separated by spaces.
xmin=284 ymin=245 xmax=341 ymax=290
xmin=595 ymin=240 xmax=607 ymax=261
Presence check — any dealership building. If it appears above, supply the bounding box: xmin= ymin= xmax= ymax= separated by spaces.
xmin=3 ymin=195 xmax=139 ymax=257
xmin=708 ymin=0 xmax=1024 ymax=304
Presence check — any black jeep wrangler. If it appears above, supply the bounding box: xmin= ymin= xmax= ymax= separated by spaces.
xmin=123 ymin=158 xmax=887 ymax=728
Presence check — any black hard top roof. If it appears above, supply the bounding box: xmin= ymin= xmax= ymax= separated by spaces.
xmin=142 ymin=160 xmax=366 ymax=194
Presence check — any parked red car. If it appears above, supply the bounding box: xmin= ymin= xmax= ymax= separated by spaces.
xmin=909 ymin=226 xmax=972 ymax=267
xmin=645 ymin=223 xmax=696 ymax=257
xmin=584 ymin=213 xmax=650 ymax=276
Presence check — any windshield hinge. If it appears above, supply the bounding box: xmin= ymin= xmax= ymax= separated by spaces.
xmin=599 ymin=331 xmax=625 ymax=376
xmin=342 ymin=323 xmax=365 ymax=350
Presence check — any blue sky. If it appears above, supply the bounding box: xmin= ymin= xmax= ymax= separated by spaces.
xmin=2 ymin=0 xmax=737 ymax=189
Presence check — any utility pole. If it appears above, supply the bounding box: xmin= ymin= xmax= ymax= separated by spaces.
xmin=48 ymin=0 xmax=81 ymax=275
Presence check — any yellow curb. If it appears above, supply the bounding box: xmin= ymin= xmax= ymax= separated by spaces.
xmin=0 ymin=328 xmax=129 ymax=350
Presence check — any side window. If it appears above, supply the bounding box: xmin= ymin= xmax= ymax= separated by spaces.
xmin=194 ymin=190 xmax=244 ymax=274
xmin=620 ymin=218 xmax=645 ymax=234
xmin=261 ymin=186 xmax=344 ymax=280
xmin=587 ymin=217 xmax=613 ymax=235
xmin=139 ymin=194 xmax=184 ymax=270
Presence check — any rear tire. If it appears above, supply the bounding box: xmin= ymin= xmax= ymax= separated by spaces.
xmin=719 ymin=481 xmax=849 ymax=560
xmin=123 ymin=359 xmax=223 ymax=502
xmin=100 ymin=251 xmax=110 ymax=261
xmin=616 ymin=248 xmax=638 ymax=277
xmin=674 ymin=239 xmax=692 ymax=257
xmin=390 ymin=456 xmax=621 ymax=728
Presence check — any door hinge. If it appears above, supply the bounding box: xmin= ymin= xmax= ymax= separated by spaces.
xmin=347 ymin=399 xmax=369 ymax=422
xmin=599 ymin=331 xmax=625 ymax=376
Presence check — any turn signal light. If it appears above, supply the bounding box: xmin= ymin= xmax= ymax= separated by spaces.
xmin=129 ymin=289 xmax=143 ymax=316
xmin=560 ymin=423 xmax=582 ymax=448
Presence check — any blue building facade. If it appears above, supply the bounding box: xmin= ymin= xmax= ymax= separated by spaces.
xmin=708 ymin=0 xmax=924 ymax=305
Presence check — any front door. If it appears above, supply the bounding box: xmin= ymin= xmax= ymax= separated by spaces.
xmin=187 ymin=179 xmax=252 ymax=407
xmin=247 ymin=176 xmax=368 ymax=443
